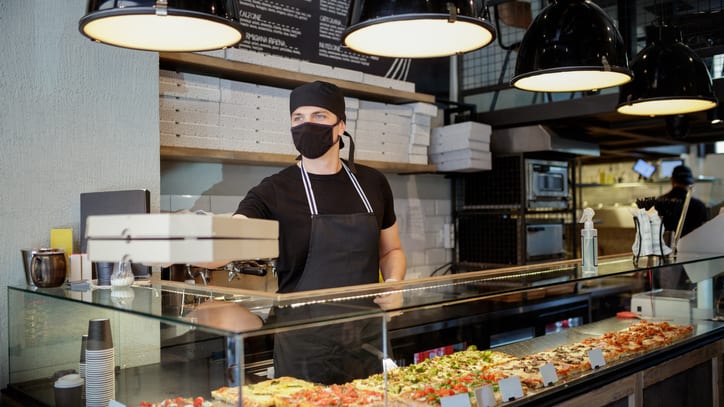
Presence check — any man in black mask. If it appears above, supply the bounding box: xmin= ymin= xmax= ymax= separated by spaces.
xmin=232 ymin=81 xmax=406 ymax=383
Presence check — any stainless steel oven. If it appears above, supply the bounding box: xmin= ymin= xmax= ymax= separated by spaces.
xmin=526 ymin=222 xmax=565 ymax=260
xmin=526 ymin=159 xmax=569 ymax=208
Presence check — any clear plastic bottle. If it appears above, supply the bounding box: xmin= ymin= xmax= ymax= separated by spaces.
xmin=580 ymin=208 xmax=598 ymax=277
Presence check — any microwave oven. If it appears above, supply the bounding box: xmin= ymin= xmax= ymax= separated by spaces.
xmin=526 ymin=159 xmax=569 ymax=208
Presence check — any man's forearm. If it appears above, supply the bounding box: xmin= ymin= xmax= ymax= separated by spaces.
xmin=380 ymin=248 xmax=406 ymax=282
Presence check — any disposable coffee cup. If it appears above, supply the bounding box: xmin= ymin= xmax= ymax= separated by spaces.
xmin=54 ymin=373 xmax=83 ymax=407
xmin=95 ymin=262 xmax=113 ymax=286
xmin=86 ymin=318 xmax=113 ymax=350
xmin=79 ymin=334 xmax=88 ymax=363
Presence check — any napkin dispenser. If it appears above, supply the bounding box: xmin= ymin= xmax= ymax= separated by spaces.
xmin=85 ymin=214 xmax=279 ymax=264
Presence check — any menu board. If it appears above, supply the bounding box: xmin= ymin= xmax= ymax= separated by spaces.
xmin=235 ymin=0 xmax=449 ymax=95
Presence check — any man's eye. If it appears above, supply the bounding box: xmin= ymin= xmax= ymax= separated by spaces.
xmin=314 ymin=114 xmax=327 ymax=120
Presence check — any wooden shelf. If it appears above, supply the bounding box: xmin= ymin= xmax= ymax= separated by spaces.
xmin=159 ymin=52 xmax=435 ymax=105
xmin=160 ymin=146 xmax=438 ymax=174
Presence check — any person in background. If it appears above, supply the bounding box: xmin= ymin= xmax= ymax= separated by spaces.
xmin=659 ymin=164 xmax=708 ymax=238
xmin=233 ymin=80 xmax=406 ymax=383
xmin=656 ymin=164 xmax=709 ymax=289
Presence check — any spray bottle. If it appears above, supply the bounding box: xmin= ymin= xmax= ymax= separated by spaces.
xmin=579 ymin=207 xmax=598 ymax=276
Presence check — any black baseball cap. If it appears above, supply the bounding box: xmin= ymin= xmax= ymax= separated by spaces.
xmin=289 ymin=81 xmax=346 ymax=122
xmin=671 ymin=165 xmax=695 ymax=185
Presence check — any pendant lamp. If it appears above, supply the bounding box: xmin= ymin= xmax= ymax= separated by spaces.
xmin=511 ymin=0 xmax=632 ymax=92
xmin=79 ymin=0 xmax=244 ymax=52
xmin=342 ymin=0 xmax=496 ymax=58
xmin=616 ymin=25 xmax=717 ymax=116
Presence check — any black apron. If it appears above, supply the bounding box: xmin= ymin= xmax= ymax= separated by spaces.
xmin=272 ymin=161 xmax=384 ymax=384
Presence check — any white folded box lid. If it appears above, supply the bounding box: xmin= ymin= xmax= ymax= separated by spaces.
xmin=85 ymin=214 xmax=279 ymax=264
xmin=85 ymin=214 xmax=278 ymax=240
xmin=87 ymin=238 xmax=279 ymax=264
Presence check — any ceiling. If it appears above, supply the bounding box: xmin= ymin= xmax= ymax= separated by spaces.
xmin=474 ymin=1 xmax=724 ymax=162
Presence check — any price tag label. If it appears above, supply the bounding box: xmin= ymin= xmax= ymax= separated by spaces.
xmin=498 ymin=376 xmax=524 ymax=402
xmin=587 ymin=348 xmax=606 ymax=369
xmin=440 ymin=393 xmax=471 ymax=407
xmin=474 ymin=384 xmax=497 ymax=407
xmin=108 ymin=401 xmax=126 ymax=407
xmin=539 ymin=362 xmax=559 ymax=386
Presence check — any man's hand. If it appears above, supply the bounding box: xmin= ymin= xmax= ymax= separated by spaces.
xmin=373 ymin=278 xmax=403 ymax=318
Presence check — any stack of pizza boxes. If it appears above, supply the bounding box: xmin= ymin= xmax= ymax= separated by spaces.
xmin=429 ymin=121 xmax=492 ymax=172
xmin=353 ymin=101 xmax=438 ymax=165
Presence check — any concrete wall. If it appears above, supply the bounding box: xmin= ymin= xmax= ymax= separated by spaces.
xmin=0 ymin=1 xmax=160 ymax=388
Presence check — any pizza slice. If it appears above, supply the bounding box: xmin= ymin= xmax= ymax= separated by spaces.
xmin=211 ymin=377 xmax=316 ymax=407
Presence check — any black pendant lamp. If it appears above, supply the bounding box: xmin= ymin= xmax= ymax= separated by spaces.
xmin=512 ymin=0 xmax=632 ymax=92
xmin=342 ymin=0 xmax=496 ymax=58
xmin=617 ymin=25 xmax=717 ymax=116
xmin=79 ymin=0 xmax=244 ymax=52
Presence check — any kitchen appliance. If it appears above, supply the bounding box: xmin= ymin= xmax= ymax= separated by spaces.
xmin=81 ymin=190 xmax=151 ymax=278
xmin=630 ymin=289 xmax=695 ymax=320
xmin=526 ymin=222 xmax=565 ymax=260
xmin=27 ymin=248 xmax=67 ymax=288
xmin=526 ymin=159 xmax=570 ymax=208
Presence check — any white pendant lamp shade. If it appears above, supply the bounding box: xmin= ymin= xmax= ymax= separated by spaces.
xmin=342 ymin=1 xmax=496 ymax=58
xmin=79 ymin=0 xmax=244 ymax=52
xmin=617 ymin=25 xmax=717 ymax=116
xmin=512 ymin=0 xmax=632 ymax=92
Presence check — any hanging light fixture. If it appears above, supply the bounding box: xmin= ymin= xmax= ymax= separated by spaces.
xmin=79 ymin=0 xmax=244 ymax=52
xmin=616 ymin=24 xmax=717 ymax=116
xmin=342 ymin=0 xmax=496 ymax=58
xmin=511 ymin=0 xmax=632 ymax=92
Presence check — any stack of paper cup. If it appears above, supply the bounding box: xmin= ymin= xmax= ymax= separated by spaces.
xmin=85 ymin=318 xmax=114 ymax=407
xmin=79 ymin=334 xmax=87 ymax=405
xmin=79 ymin=334 xmax=87 ymax=379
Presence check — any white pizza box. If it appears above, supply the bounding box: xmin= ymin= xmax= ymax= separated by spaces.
xmin=87 ymin=237 xmax=278 ymax=264
xmin=358 ymin=100 xmax=414 ymax=117
xmin=432 ymin=154 xmax=492 ymax=172
xmin=412 ymin=113 xmax=432 ymax=126
xmin=431 ymin=121 xmax=492 ymax=144
xmin=357 ymin=110 xmax=414 ymax=125
xmin=404 ymin=102 xmax=439 ymax=117
xmin=630 ymin=289 xmax=694 ymax=320
xmin=409 ymin=145 xmax=428 ymax=155
xmin=429 ymin=139 xmax=489 ymax=155
xmin=86 ymin=214 xmax=278 ymax=263
xmin=435 ymin=159 xmax=491 ymax=172
xmin=86 ymin=214 xmax=278 ymax=240
xmin=328 ymin=66 xmax=365 ymax=83
xmin=408 ymin=153 xmax=429 ymax=165
xmin=430 ymin=149 xmax=491 ymax=163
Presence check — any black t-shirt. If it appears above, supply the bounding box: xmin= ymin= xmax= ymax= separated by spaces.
xmin=234 ymin=162 xmax=396 ymax=292
xmin=658 ymin=187 xmax=709 ymax=237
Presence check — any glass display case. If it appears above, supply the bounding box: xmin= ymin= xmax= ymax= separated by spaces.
xmin=5 ymin=253 xmax=724 ymax=407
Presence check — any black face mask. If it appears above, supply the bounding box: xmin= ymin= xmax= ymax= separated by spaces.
xmin=291 ymin=121 xmax=340 ymax=159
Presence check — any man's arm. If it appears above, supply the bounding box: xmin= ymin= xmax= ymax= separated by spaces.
xmin=378 ymin=221 xmax=406 ymax=282
xmin=192 ymin=213 xmax=250 ymax=269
